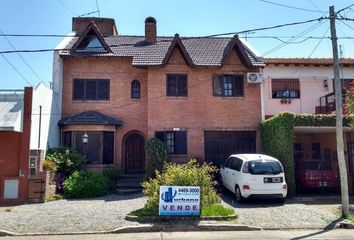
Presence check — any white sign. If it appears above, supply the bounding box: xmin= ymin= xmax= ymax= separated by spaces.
xmin=159 ymin=186 xmax=200 ymax=216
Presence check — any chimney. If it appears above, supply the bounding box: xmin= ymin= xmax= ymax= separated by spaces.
xmin=72 ymin=17 xmax=118 ymax=37
xmin=145 ymin=17 xmax=157 ymax=43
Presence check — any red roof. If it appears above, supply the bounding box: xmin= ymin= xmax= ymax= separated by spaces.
xmin=264 ymin=58 xmax=354 ymax=66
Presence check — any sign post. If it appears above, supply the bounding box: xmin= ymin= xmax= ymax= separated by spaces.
xmin=159 ymin=186 xmax=200 ymax=216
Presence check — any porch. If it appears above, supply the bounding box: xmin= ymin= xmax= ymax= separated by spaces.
xmin=294 ymin=127 xmax=354 ymax=195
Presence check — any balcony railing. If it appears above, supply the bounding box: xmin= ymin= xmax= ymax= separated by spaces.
xmin=317 ymin=92 xmax=336 ymax=114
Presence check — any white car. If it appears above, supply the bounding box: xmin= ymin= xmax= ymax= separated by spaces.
xmin=220 ymin=154 xmax=287 ymax=203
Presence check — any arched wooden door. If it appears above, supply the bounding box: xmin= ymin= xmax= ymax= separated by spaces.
xmin=124 ymin=133 xmax=145 ymax=173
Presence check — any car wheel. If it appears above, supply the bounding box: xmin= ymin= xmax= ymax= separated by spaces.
xmin=219 ymin=177 xmax=225 ymax=192
xmin=235 ymin=186 xmax=245 ymax=203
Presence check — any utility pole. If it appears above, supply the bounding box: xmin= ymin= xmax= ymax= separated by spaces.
xmin=329 ymin=5 xmax=349 ymax=217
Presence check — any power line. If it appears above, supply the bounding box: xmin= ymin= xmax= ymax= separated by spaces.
xmin=0 ymin=29 xmax=44 ymax=83
xmin=95 ymin=0 xmax=101 ymax=18
xmin=204 ymin=17 xmax=326 ymax=37
xmin=259 ymin=0 xmax=326 ymax=13
xmin=57 ymin=0 xmax=78 ymax=16
xmin=339 ymin=20 xmax=354 ymax=31
xmin=307 ymin=27 xmax=329 ymax=57
xmin=262 ymin=19 xmax=327 ymax=56
xmin=307 ymin=0 xmax=323 ymax=13
xmin=337 ymin=3 xmax=354 ymax=16
xmin=0 ymin=54 xmax=33 ymax=86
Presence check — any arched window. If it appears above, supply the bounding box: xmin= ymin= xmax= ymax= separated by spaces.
xmin=131 ymin=80 xmax=141 ymax=99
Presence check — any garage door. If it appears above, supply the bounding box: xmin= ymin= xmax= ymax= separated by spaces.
xmin=204 ymin=131 xmax=257 ymax=167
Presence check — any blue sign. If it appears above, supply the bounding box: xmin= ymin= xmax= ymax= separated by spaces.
xmin=159 ymin=186 xmax=200 ymax=216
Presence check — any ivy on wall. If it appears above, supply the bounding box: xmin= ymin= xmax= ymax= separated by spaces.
xmin=260 ymin=112 xmax=352 ymax=197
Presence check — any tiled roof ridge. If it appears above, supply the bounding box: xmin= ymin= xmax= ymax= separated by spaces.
xmin=109 ymin=34 xmax=234 ymax=39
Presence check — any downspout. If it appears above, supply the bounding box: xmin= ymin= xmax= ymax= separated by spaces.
xmin=260 ymin=67 xmax=265 ymax=121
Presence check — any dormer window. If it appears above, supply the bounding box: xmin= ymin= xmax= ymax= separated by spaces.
xmin=76 ymin=30 xmax=106 ymax=52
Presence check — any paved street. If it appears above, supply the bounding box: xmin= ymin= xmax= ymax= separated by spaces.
xmin=2 ymin=230 xmax=354 ymax=240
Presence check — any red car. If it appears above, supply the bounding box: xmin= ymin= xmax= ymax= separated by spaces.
xmin=297 ymin=161 xmax=338 ymax=191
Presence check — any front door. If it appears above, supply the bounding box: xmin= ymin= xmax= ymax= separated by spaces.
xmin=125 ymin=133 xmax=145 ymax=173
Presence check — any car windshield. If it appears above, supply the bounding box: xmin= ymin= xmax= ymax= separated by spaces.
xmin=248 ymin=160 xmax=283 ymax=175
xmin=304 ymin=162 xmax=332 ymax=171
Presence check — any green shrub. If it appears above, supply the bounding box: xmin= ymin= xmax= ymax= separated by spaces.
xmin=63 ymin=171 xmax=109 ymax=198
xmin=43 ymin=159 xmax=57 ymax=173
xmin=142 ymin=159 xmax=220 ymax=211
xmin=260 ymin=112 xmax=295 ymax=196
xmin=46 ymin=147 xmax=83 ymax=176
xmin=103 ymin=166 xmax=121 ymax=190
xmin=145 ymin=138 xmax=170 ymax=176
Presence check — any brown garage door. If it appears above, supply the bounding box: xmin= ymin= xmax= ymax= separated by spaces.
xmin=204 ymin=131 xmax=257 ymax=167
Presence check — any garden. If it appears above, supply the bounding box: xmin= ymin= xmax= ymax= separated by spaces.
xmin=44 ymin=147 xmax=120 ymax=199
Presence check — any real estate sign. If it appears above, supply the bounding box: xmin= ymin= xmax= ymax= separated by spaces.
xmin=159 ymin=186 xmax=200 ymax=216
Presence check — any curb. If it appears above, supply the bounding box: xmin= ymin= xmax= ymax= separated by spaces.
xmin=0 ymin=229 xmax=18 ymax=237
xmin=111 ymin=223 xmax=262 ymax=233
xmin=0 ymin=223 xmax=260 ymax=236
xmin=2 ymin=221 xmax=353 ymax=236
xmin=125 ymin=214 xmax=238 ymax=222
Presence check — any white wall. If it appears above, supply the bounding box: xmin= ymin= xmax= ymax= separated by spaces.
xmin=30 ymin=83 xmax=53 ymax=150
xmin=263 ymin=65 xmax=354 ymax=116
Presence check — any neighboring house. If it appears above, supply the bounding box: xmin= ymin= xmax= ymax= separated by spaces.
xmin=52 ymin=17 xmax=265 ymax=173
xmin=0 ymin=88 xmax=32 ymax=205
xmin=263 ymin=58 xmax=354 ymax=194
xmin=29 ymin=83 xmax=55 ymax=175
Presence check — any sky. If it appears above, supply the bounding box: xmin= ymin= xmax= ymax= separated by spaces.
xmin=0 ymin=0 xmax=353 ymax=89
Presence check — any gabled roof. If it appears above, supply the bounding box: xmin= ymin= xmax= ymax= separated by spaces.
xmin=162 ymin=34 xmax=194 ymax=67
xmin=60 ymin=34 xmax=265 ymax=67
xmin=221 ymin=35 xmax=252 ymax=68
xmin=58 ymin=111 xmax=123 ymax=126
xmin=71 ymin=22 xmax=112 ymax=53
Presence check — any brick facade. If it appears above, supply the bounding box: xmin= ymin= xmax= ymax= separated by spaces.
xmin=61 ymin=44 xmax=261 ymax=171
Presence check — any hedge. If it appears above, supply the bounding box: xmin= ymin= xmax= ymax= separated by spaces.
xmin=260 ymin=112 xmax=352 ymax=197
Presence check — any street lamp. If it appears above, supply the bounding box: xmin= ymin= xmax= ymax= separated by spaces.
xmin=82 ymin=132 xmax=89 ymax=171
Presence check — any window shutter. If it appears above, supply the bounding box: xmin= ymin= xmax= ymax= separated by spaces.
xmin=213 ymin=75 xmax=223 ymax=96
xmin=86 ymin=80 xmax=97 ymax=100
xmin=103 ymin=132 xmax=114 ymax=164
xmin=98 ymin=80 xmax=110 ymax=100
xmin=155 ymin=131 xmax=165 ymax=142
xmin=167 ymin=75 xmax=177 ymax=96
xmin=73 ymin=80 xmax=84 ymax=100
xmin=178 ymin=75 xmax=187 ymax=96
xmin=174 ymin=131 xmax=187 ymax=154
xmin=234 ymin=75 xmax=244 ymax=96
xmin=62 ymin=131 xmax=72 ymax=147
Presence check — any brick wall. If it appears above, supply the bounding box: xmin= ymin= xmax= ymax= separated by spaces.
xmin=62 ymin=57 xmax=148 ymax=170
xmin=147 ymin=48 xmax=261 ymax=161
xmin=61 ymin=46 xmax=261 ymax=170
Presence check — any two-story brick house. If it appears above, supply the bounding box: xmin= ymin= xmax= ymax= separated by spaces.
xmin=52 ymin=17 xmax=265 ymax=173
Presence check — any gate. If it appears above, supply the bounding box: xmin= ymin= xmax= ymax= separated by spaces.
xmin=27 ymin=178 xmax=45 ymax=200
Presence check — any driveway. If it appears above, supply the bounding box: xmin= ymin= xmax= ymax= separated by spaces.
xmin=221 ymin=190 xmax=344 ymax=229
xmin=0 ymin=192 xmax=352 ymax=234
xmin=0 ymin=194 xmax=146 ymax=234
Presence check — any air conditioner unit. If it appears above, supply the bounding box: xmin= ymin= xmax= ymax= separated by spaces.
xmin=247 ymin=72 xmax=263 ymax=83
